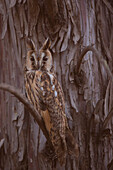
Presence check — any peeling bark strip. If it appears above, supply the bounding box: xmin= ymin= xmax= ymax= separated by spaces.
xmin=0 ymin=83 xmax=51 ymax=144
xmin=103 ymin=107 xmax=113 ymax=129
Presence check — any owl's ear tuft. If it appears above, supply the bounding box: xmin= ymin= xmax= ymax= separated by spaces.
xmin=26 ymin=38 xmax=36 ymax=51
xmin=42 ymin=38 xmax=51 ymax=50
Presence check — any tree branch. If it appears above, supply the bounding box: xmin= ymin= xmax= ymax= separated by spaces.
xmin=77 ymin=46 xmax=113 ymax=128
xmin=0 ymin=83 xmax=51 ymax=144
xmin=77 ymin=46 xmax=113 ymax=81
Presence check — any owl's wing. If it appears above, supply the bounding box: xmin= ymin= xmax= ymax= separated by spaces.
xmin=34 ymin=71 xmax=67 ymax=165
xmin=25 ymin=70 xmax=79 ymax=164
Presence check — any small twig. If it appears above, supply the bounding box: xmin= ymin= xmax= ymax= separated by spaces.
xmin=103 ymin=107 xmax=113 ymax=129
xmin=102 ymin=0 xmax=113 ymax=15
xmin=0 ymin=83 xmax=51 ymax=145
xmin=77 ymin=46 xmax=113 ymax=81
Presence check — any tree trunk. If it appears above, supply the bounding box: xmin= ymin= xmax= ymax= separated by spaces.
xmin=0 ymin=0 xmax=113 ymax=169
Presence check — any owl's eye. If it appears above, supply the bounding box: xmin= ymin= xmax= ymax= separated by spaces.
xmin=43 ymin=56 xmax=48 ymax=61
xmin=30 ymin=56 xmax=35 ymax=61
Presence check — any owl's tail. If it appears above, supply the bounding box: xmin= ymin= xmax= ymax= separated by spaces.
xmin=66 ymin=128 xmax=79 ymax=158
xmin=52 ymin=132 xmax=67 ymax=166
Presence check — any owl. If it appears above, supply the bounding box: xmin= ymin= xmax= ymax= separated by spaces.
xmin=24 ymin=38 xmax=79 ymax=165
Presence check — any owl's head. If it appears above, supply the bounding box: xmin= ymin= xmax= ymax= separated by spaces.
xmin=26 ymin=38 xmax=38 ymax=71
xmin=39 ymin=38 xmax=53 ymax=72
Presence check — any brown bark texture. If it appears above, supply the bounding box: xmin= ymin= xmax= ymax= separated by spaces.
xmin=0 ymin=0 xmax=113 ymax=170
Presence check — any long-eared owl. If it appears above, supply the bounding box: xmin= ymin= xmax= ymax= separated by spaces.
xmin=24 ymin=38 xmax=79 ymax=165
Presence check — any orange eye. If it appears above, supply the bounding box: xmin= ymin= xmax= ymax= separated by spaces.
xmin=30 ymin=56 xmax=35 ymax=61
xmin=43 ymin=56 xmax=48 ymax=61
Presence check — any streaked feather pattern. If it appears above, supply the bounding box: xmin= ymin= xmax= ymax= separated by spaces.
xmin=24 ymin=38 xmax=79 ymax=165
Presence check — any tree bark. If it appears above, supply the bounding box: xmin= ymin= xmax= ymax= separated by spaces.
xmin=0 ymin=0 xmax=113 ymax=170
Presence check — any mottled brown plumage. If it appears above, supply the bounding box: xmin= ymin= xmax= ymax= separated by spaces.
xmin=24 ymin=38 xmax=79 ymax=165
